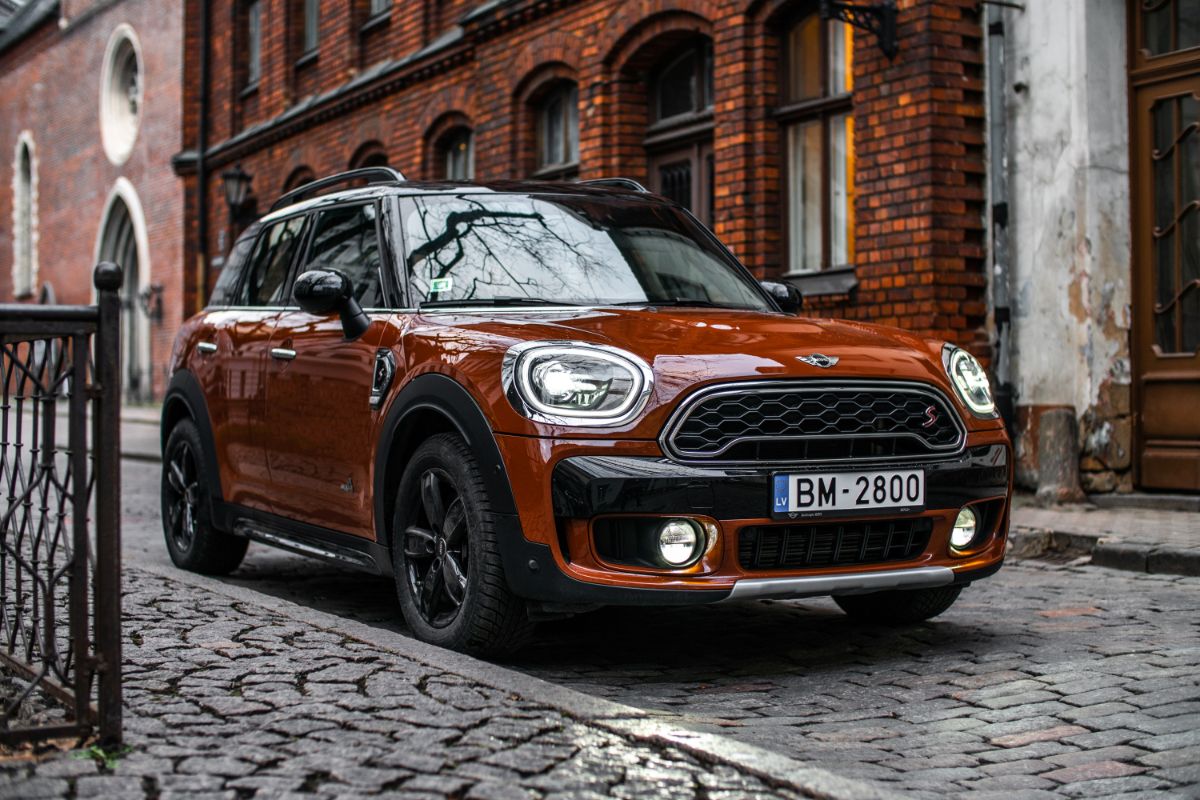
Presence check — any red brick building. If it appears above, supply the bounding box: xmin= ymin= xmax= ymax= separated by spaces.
xmin=176 ymin=0 xmax=987 ymax=354
xmin=0 ymin=0 xmax=184 ymax=401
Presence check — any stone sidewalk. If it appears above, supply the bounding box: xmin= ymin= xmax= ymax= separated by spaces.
xmin=0 ymin=566 xmax=891 ymax=800
xmin=1011 ymin=499 xmax=1200 ymax=577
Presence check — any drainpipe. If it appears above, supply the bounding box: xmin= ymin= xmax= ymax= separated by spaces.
xmin=985 ymin=2 xmax=1015 ymax=434
xmin=196 ymin=0 xmax=212 ymax=311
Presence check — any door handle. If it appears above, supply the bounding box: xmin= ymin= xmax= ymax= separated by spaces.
xmin=270 ymin=348 xmax=297 ymax=361
xmin=196 ymin=342 xmax=217 ymax=354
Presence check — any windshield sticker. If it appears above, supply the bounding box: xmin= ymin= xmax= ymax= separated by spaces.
xmin=429 ymin=277 xmax=453 ymax=294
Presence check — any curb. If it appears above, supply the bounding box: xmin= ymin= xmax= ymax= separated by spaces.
xmin=1009 ymin=527 xmax=1200 ymax=578
xmin=135 ymin=562 xmax=903 ymax=800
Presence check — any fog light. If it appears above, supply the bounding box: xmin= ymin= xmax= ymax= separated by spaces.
xmin=950 ymin=507 xmax=979 ymax=550
xmin=658 ymin=519 xmax=702 ymax=567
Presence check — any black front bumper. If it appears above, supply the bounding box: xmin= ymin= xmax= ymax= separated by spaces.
xmin=551 ymin=444 xmax=1010 ymax=519
xmin=500 ymin=445 xmax=1009 ymax=606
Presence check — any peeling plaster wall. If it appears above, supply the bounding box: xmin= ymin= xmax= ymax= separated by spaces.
xmin=1004 ymin=0 xmax=1133 ymax=492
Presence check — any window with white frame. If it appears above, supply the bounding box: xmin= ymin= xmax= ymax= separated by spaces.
xmin=780 ymin=14 xmax=855 ymax=274
xmin=100 ymin=26 xmax=143 ymax=166
xmin=12 ymin=137 xmax=36 ymax=298
xmin=369 ymin=0 xmax=390 ymax=15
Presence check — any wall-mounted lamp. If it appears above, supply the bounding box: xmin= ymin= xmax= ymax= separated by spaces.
xmin=221 ymin=163 xmax=256 ymax=229
xmin=138 ymin=283 xmax=164 ymax=324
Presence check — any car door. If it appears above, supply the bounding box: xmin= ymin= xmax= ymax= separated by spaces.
xmin=201 ymin=215 xmax=307 ymax=513
xmin=262 ymin=200 xmax=394 ymax=538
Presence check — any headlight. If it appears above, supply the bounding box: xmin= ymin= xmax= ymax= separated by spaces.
xmin=942 ymin=345 xmax=996 ymax=418
xmin=503 ymin=342 xmax=653 ymax=425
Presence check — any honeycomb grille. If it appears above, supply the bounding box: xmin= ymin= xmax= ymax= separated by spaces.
xmin=664 ymin=383 xmax=964 ymax=463
xmin=738 ymin=518 xmax=933 ymax=571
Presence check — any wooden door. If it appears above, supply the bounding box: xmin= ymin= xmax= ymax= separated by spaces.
xmin=1129 ymin=1 xmax=1200 ymax=491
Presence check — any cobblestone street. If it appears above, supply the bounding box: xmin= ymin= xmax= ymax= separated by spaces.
xmin=3 ymin=458 xmax=1197 ymax=798
xmin=3 ymin=568 xmax=813 ymax=800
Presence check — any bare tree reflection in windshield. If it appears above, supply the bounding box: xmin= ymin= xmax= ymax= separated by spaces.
xmin=399 ymin=194 xmax=770 ymax=311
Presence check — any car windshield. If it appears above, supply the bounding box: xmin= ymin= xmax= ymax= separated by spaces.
xmin=398 ymin=193 xmax=772 ymax=311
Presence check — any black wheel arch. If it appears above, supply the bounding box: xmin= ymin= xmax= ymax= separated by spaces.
xmin=374 ymin=373 xmax=518 ymax=549
xmin=161 ymin=369 xmax=225 ymax=513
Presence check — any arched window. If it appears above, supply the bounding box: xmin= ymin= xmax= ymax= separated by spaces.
xmin=535 ymin=82 xmax=579 ymax=179
xmin=12 ymin=138 xmax=35 ymax=298
xmin=646 ymin=39 xmax=715 ymax=225
xmin=438 ymin=128 xmax=474 ymax=180
xmin=780 ymin=14 xmax=854 ymax=274
xmin=283 ymin=166 xmax=315 ymax=193
xmin=350 ymin=142 xmax=389 ymax=170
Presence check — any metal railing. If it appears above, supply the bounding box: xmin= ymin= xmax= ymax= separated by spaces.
xmin=0 ymin=263 xmax=122 ymax=747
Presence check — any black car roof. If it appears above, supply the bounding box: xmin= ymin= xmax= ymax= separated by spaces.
xmin=259 ymin=178 xmax=664 ymax=224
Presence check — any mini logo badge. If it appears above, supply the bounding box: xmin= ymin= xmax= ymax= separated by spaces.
xmin=340 ymin=476 xmax=355 ymax=493
xmin=797 ymin=353 xmax=839 ymax=369
xmin=922 ymin=405 xmax=939 ymax=428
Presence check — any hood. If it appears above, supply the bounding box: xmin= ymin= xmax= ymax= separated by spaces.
xmin=402 ymin=306 xmax=971 ymax=438
xmin=418 ymin=306 xmax=947 ymax=386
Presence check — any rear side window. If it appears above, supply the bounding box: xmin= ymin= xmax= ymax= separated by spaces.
xmin=207 ymin=224 xmax=259 ymax=306
xmin=305 ymin=203 xmax=384 ymax=308
xmin=237 ymin=215 xmax=306 ymax=307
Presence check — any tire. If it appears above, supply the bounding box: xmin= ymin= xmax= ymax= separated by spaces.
xmin=834 ymin=585 xmax=963 ymax=624
xmin=161 ymin=419 xmax=248 ymax=575
xmin=392 ymin=433 xmax=533 ymax=657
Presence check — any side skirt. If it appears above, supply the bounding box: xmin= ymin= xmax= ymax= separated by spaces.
xmin=214 ymin=502 xmax=393 ymax=577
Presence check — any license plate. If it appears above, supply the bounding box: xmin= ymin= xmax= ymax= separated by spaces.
xmin=772 ymin=469 xmax=925 ymax=518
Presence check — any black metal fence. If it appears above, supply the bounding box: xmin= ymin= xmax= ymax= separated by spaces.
xmin=0 ymin=263 xmax=122 ymax=747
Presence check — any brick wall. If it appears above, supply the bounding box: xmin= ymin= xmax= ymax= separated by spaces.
xmin=0 ymin=0 xmax=185 ymax=399
xmin=180 ymin=0 xmax=989 ymax=359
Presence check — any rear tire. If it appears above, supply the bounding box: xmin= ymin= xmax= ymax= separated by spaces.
xmin=161 ymin=419 xmax=247 ymax=575
xmin=834 ymin=585 xmax=963 ymax=624
xmin=392 ymin=433 xmax=533 ymax=657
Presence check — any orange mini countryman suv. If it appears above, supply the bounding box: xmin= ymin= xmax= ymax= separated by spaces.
xmin=161 ymin=168 xmax=1011 ymax=655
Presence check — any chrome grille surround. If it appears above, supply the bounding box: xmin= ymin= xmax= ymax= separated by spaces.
xmin=659 ymin=379 xmax=967 ymax=465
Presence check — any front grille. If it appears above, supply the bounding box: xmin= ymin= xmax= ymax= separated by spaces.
xmin=663 ymin=382 xmax=964 ymax=463
xmin=738 ymin=518 xmax=933 ymax=571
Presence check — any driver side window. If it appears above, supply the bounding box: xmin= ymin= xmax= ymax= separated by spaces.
xmin=305 ymin=203 xmax=384 ymax=308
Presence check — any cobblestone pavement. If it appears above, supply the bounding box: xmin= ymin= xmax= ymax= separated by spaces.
xmin=524 ymin=561 xmax=1200 ymax=798
xmin=0 ymin=568 xmax=813 ymax=800
xmin=32 ymin=460 xmax=1199 ymax=798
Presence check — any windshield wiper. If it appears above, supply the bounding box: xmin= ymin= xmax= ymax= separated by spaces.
xmin=611 ymin=298 xmax=746 ymax=310
xmin=419 ymin=296 xmax=581 ymax=309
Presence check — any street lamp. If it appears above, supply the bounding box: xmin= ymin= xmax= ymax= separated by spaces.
xmin=221 ymin=163 xmax=253 ymax=217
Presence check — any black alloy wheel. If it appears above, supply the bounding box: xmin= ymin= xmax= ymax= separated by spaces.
xmin=160 ymin=418 xmax=247 ymax=575
xmin=164 ymin=439 xmax=200 ymax=554
xmin=392 ymin=433 xmax=532 ymax=656
xmin=403 ymin=468 xmax=470 ymax=628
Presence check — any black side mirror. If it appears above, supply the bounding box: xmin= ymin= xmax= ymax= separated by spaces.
xmin=760 ymin=280 xmax=803 ymax=314
xmin=294 ymin=269 xmax=370 ymax=340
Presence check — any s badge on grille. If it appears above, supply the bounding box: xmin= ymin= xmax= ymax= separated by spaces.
xmin=796 ymin=353 xmax=839 ymax=369
xmin=922 ymin=405 xmax=939 ymax=428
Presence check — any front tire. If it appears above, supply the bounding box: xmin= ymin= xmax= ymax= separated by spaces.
xmin=834 ymin=585 xmax=963 ymax=624
xmin=392 ymin=433 xmax=533 ymax=656
xmin=161 ymin=419 xmax=247 ymax=575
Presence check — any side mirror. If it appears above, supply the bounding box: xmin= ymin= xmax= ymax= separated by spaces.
xmin=294 ymin=269 xmax=370 ymax=340
xmin=760 ymin=280 xmax=803 ymax=314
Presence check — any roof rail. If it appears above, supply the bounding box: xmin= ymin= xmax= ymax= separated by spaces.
xmin=270 ymin=166 xmax=407 ymax=212
xmin=579 ymin=178 xmax=650 ymax=193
